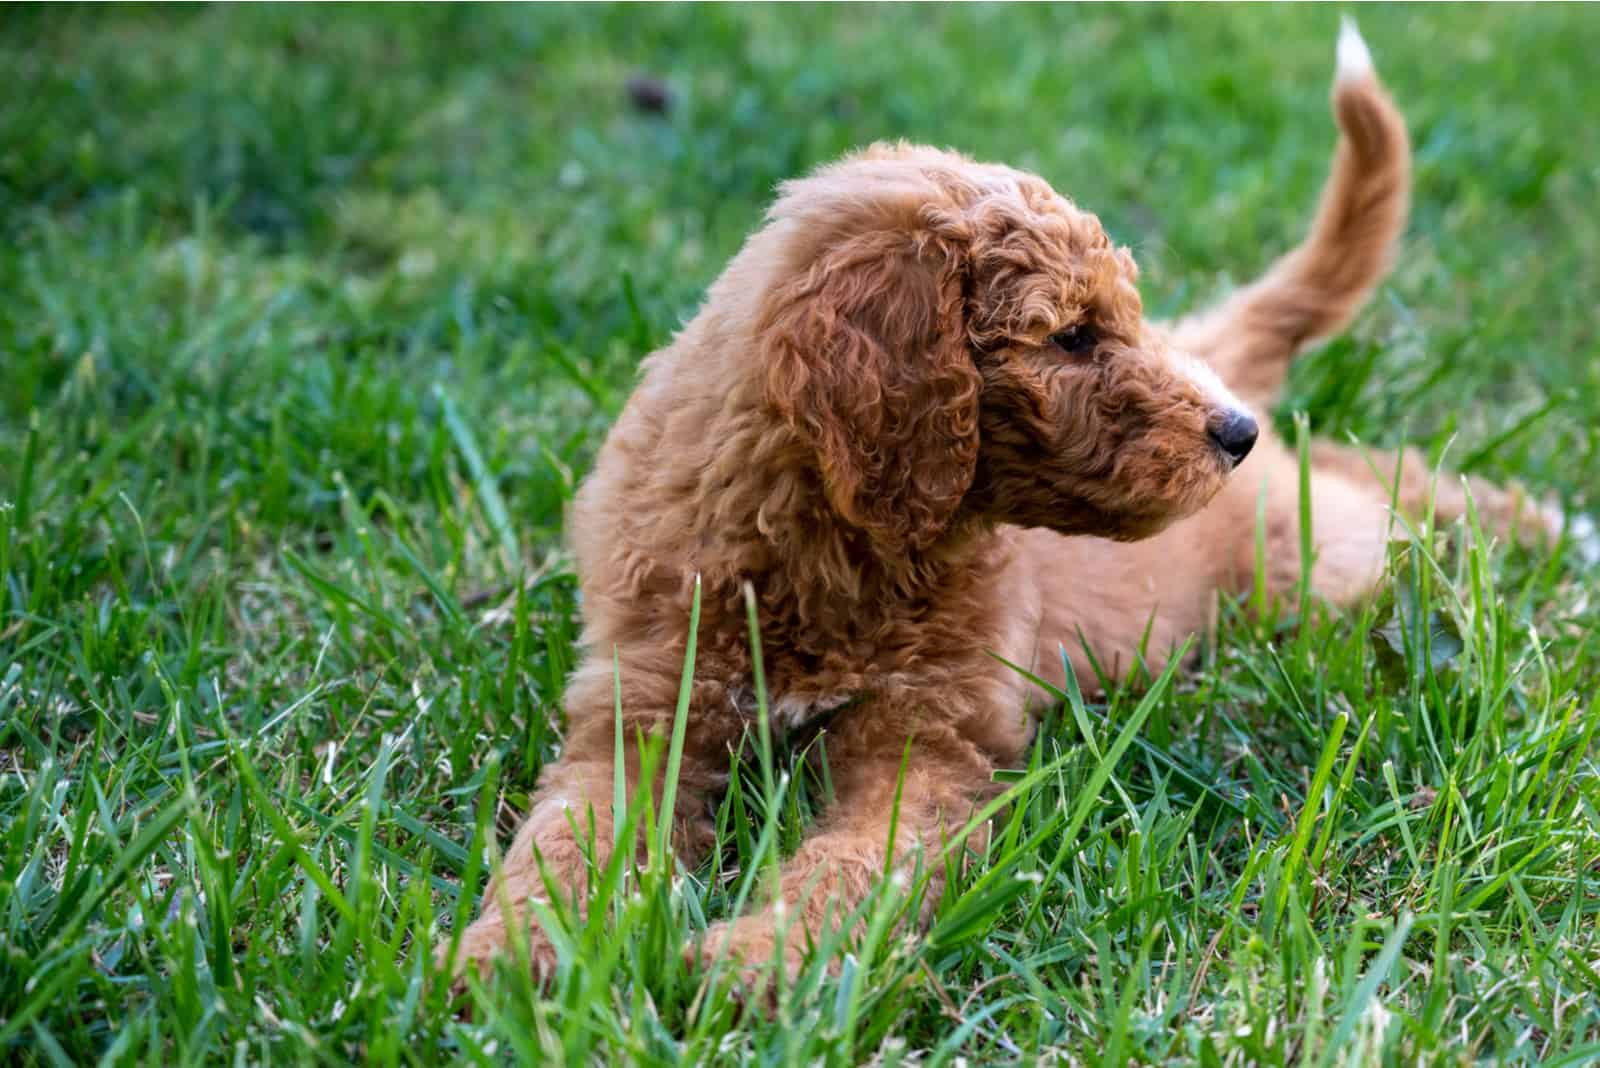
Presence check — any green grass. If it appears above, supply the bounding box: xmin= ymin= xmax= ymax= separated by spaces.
xmin=3 ymin=5 xmax=1599 ymax=1064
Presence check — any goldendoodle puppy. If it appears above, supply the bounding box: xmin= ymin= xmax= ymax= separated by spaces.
xmin=441 ymin=23 xmax=1570 ymax=990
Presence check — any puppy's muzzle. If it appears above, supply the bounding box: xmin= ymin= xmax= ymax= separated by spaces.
xmin=1208 ymin=409 xmax=1259 ymax=467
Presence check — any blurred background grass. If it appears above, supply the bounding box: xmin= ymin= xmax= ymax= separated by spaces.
xmin=6 ymin=5 xmax=1598 ymax=495
xmin=4 ymin=5 xmax=1600 ymax=1064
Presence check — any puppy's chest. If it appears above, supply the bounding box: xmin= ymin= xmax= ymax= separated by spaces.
xmin=729 ymin=567 xmax=1043 ymax=738
xmin=727 ymin=685 xmax=857 ymax=735
xmin=725 ymin=641 xmax=1036 ymax=740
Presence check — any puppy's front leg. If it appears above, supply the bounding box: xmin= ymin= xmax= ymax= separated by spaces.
xmin=440 ymin=684 xmax=727 ymax=987
xmin=444 ymin=751 xmax=621 ymax=985
xmin=694 ymin=713 xmax=995 ymax=991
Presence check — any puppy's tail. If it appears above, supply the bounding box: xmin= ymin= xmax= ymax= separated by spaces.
xmin=1172 ymin=18 xmax=1412 ymax=405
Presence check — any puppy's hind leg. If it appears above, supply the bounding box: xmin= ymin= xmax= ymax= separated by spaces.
xmin=1170 ymin=19 xmax=1411 ymax=406
xmin=1244 ymin=450 xmax=1395 ymax=609
xmin=1308 ymin=438 xmax=1589 ymax=559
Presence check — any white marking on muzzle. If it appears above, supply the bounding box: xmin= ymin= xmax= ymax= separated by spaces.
xmin=1174 ymin=352 xmax=1247 ymax=419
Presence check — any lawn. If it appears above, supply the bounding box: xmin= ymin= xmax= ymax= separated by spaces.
xmin=4 ymin=4 xmax=1600 ymax=1065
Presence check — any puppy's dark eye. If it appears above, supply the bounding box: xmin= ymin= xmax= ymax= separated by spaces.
xmin=1050 ymin=325 xmax=1099 ymax=359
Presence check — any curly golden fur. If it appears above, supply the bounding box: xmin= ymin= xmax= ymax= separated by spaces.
xmin=440 ymin=24 xmax=1564 ymax=994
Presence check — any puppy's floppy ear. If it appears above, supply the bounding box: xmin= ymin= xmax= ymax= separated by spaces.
xmin=762 ymin=217 xmax=979 ymax=552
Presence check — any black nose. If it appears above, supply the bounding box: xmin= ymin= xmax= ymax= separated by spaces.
xmin=1209 ymin=410 xmax=1259 ymax=465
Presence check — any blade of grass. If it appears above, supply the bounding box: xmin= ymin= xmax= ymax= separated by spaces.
xmin=656 ymin=573 xmax=702 ymax=862
xmin=436 ymin=384 xmax=520 ymax=574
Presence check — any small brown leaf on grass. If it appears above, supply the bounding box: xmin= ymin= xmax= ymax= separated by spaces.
xmin=625 ymin=73 xmax=673 ymax=115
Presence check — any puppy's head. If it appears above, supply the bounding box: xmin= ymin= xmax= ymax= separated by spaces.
xmin=758 ymin=143 xmax=1254 ymax=553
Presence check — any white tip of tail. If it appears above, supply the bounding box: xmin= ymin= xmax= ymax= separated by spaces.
xmin=1336 ymin=17 xmax=1375 ymax=81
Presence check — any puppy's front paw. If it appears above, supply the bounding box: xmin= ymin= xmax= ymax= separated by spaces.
xmin=686 ymin=915 xmax=805 ymax=1011
xmin=435 ymin=910 xmax=561 ymax=1000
